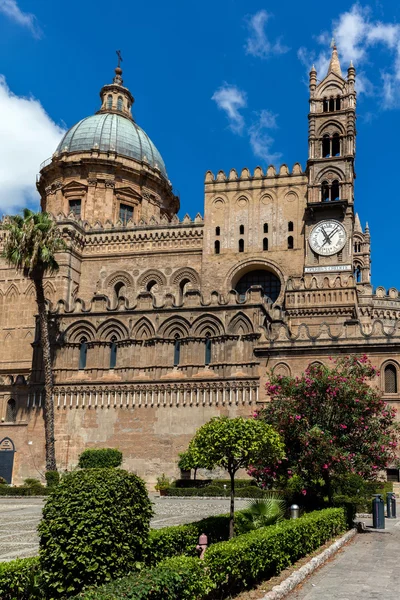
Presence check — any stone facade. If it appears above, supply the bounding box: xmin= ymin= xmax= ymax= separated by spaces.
xmin=1 ymin=47 xmax=400 ymax=486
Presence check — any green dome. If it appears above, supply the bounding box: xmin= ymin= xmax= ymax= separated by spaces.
xmin=56 ymin=113 xmax=167 ymax=178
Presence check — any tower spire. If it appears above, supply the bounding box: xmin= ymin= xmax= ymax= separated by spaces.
xmin=328 ymin=38 xmax=342 ymax=77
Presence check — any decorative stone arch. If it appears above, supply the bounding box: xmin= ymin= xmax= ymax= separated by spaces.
xmin=272 ymin=362 xmax=291 ymax=377
xmin=171 ymin=267 xmax=200 ymax=288
xmin=381 ymin=360 xmax=400 ymax=395
xmin=137 ymin=270 xmax=167 ymax=292
xmin=317 ymin=80 xmax=345 ymax=99
xmin=5 ymin=283 xmax=19 ymax=301
xmin=64 ymin=320 xmax=96 ymax=343
xmin=316 ymin=167 xmax=345 ymax=183
xmin=317 ymin=120 xmax=346 ymax=136
xmin=43 ymin=281 xmax=56 ymax=301
xmin=24 ymin=282 xmax=36 ymax=297
xmin=228 ymin=312 xmax=254 ymax=335
xmin=226 ymin=258 xmax=285 ymax=305
xmin=105 ymin=271 xmax=134 ymax=292
xmin=131 ymin=317 xmax=155 ymax=340
xmin=308 ymin=360 xmax=324 ymax=370
xmin=158 ymin=316 xmax=190 ymax=339
xmin=97 ymin=319 xmax=128 ymax=341
xmin=192 ymin=314 xmax=224 ymax=337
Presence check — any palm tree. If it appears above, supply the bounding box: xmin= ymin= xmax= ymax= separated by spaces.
xmin=2 ymin=209 xmax=65 ymax=471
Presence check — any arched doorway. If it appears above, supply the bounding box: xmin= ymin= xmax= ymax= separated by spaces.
xmin=0 ymin=437 xmax=15 ymax=484
xmin=235 ymin=269 xmax=281 ymax=302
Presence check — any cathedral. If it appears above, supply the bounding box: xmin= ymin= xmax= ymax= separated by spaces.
xmin=1 ymin=45 xmax=399 ymax=486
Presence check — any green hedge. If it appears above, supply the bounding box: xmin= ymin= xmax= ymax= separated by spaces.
xmin=74 ymin=556 xmax=212 ymax=600
xmin=78 ymin=448 xmax=123 ymax=469
xmin=0 ymin=486 xmax=49 ymax=496
xmin=204 ymin=507 xmax=346 ymax=595
xmin=165 ymin=485 xmax=266 ymax=498
xmin=0 ymin=557 xmax=41 ymax=600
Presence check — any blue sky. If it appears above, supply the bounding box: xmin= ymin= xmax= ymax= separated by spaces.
xmin=1 ymin=1 xmax=400 ymax=290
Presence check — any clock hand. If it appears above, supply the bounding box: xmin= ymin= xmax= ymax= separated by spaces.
xmin=321 ymin=225 xmax=340 ymax=247
xmin=320 ymin=227 xmax=331 ymax=244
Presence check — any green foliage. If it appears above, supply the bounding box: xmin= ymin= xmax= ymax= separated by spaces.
xmin=332 ymin=495 xmax=361 ymax=525
xmin=254 ymin=356 xmax=400 ymax=500
xmin=0 ymin=557 xmax=41 ymax=600
xmin=74 ymin=556 xmax=213 ymax=600
xmin=0 ymin=476 xmax=7 ymax=485
xmin=78 ymin=448 xmax=123 ymax=469
xmin=154 ymin=473 xmax=171 ymax=491
xmin=165 ymin=485 xmax=267 ymax=498
xmin=45 ymin=470 xmax=60 ymax=488
xmin=0 ymin=485 xmax=49 ymax=496
xmin=236 ymin=495 xmax=286 ymax=534
xmin=204 ymin=508 xmax=347 ymax=595
xmin=39 ymin=468 xmax=153 ymax=598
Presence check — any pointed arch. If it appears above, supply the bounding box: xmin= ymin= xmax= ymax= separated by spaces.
xmin=158 ymin=316 xmax=190 ymax=338
xmin=5 ymin=284 xmax=19 ymax=301
xmin=97 ymin=319 xmax=128 ymax=341
xmin=64 ymin=320 xmax=96 ymax=343
xmin=228 ymin=312 xmax=254 ymax=335
xmin=132 ymin=317 xmax=155 ymax=340
xmin=191 ymin=314 xmax=224 ymax=337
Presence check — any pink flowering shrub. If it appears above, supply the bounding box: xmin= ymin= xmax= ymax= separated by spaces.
xmin=250 ymin=355 xmax=400 ymax=502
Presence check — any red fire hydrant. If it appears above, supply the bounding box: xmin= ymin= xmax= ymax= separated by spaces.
xmin=196 ymin=533 xmax=208 ymax=559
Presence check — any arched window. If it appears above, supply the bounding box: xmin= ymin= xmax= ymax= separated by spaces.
xmin=179 ymin=278 xmax=190 ymax=300
xmin=354 ymin=265 xmax=362 ymax=283
xmin=5 ymin=399 xmax=16 ymax=423
xmin=235 ymin=269 xmax=281 ymax=302
xmin=263 ymin=237 xmax=268 ymax=251
xmin=109 ymin=336 xmax=117 ymax=369
xmin=323 ymin=99 xmax=328 ymax=112
xmin=117 ymin=96 xmax=123 ymax=111
xmin=332 ymin=133 xmax=340 ymax=157
xmin=147 ymin=280 xmax=158 ymax=293
xmin=238 ymin=239 xmax=244 ymax=253
xmin=354 ymin=242 xmax=361 ymax=253
xmin=215 ymin=226 xmax=220 ymax=236
xmin=205 ymin=335 xmax=212 ymax=366
xmin=174 ymin=336 xmax=181 ymax=367
xmin=385 ymin=365 xmax=398 ymax=393
xmin=288 ymin=221 xmax=294 ymax=232
xmin=214 ymin=240 xmax=220 ymax=255
xmin=336 ymin=96 xmax=341 ymax=111
xmin=79 ymin=338 xmax=87 ymax=370
xmin=329 ymin=98 xmax=335 ymax=112
xmin=239 ymin=225 xmax=244 ymax=234
xmin=322 ymin=135 xmax=330 ymax=158
xmin=321 ymin=181 xmax=330 ymax=202
xmin=114 ymin=281 xmax=125 ymax=300
xmin=263 ymin=223 xmax=268 ymax=233
xmin=331 ymin=180 xmax=340 ymax=201
xmin=107 ymin=94 xmax=112 ymax=109
xmin=288 ymin=236 xmax=294 ymax=250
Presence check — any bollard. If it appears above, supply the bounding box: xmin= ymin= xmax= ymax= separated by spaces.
xmin=290 ymin=504 xmax=300 ymax=519
xmin=372 ymin=494 xmax=385 ymax=529
xmin=392 ymin=493 xmax=397 ymax=518
xmin=387 ymin=492 xmax=392 ymax=518
xmin=196 ymin=533 xmax=208 ymax=560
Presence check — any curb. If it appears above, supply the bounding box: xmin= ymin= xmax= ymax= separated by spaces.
xmin=260 ymin=528 xmax=357 ymax=600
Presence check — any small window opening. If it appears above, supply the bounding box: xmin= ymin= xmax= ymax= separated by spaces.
xmin=109 ymin=336 xmax=117 ymax=369
xmin=329 ymin=98 xmax=335 ymax=112
xmin=174 ymin=336 xmax=181 ymax=367
xmin=332 ymin=133 xmax=340 ymax=157
xmin=239 ymin=225 xmax=244 ymax=235
xmin=215 ymin=226 xmax=220 ymax=236
xmin=263 ymin=237 xmax=268 ymax=251
xmin=354 ymin=242 xmax=361 ymax=253
xmin=79 ymin=337 xmax=87 ymax=370
xmin=354 ymin=266 xmax=362 ymax=283
xmin=147 ymin=280 xmax=158 ymax=293
xmin=322 ymin=135 xmax=330 ymax=158
xmin=385 ymin=364 xmax=398 ymax=393
xmin=119 ymin=203 xmax=133 ymax=225
xmin=114 ymin=281 xmax=125 ymax=300
xmin=214 ymin=240 xmax=220 ymax=254
xmin=205 ymin=335 xmax=212 ymax=366
xmin=263 ymin=223 xmax=268 ymax=234
xmin=321 ymin=181 xmax=330 ymax=202
xmin=117 ymin=96 xmax=123 ymax=111
xmin=69 ymin=199 xmax=81 ymax=217
xmin=107 ymin=94 xmax=112 ymax=109
xmin=5 ymin=399 xmax=16 ymax=423
xmin=179 ymin=278 xmax=190 ymax=300
xmin=238 ymin=238 xmax=244 ymax=253
xmin=331 ymin=180 xmax=340 ymax=201
xmin=323 ymin=99 xmax=328 ymax=112
xmin=338 ymin=249 xmax=343 ymax=262
xmin=288 ymin=236 xmax=294 ymax=250
xmin=288 ymin=221 xmax=294 ymax=232
xmin=336 ymin=96 xmax=341 ymax=111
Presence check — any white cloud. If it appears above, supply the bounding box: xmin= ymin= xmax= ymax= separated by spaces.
xmin=249 ymin=110 xmax=282 ymax=165
xmin=0 ymin=0 xmax=41 ymax=38
xmin=211 ymin=83 xmax=247 ymax=134
xmin=244 ymin=10 xmax=289 ymax=59
xmin=0 ymin=76 xmax=66 ymax=214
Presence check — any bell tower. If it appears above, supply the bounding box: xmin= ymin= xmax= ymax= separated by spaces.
xmin=305 ymin=41 xmax=358 ymax=277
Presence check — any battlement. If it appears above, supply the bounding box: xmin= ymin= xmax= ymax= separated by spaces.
xmin=205 ymin=163 xmax=305 ymax=185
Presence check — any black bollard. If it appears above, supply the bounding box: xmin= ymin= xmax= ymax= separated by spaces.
xmin=387 ymin=492 xmax=392 ymax=518
xmin=372 ymin=494 xmax=385 ymax=529
xmin=391 ymin=493 xmax=397 ymax=518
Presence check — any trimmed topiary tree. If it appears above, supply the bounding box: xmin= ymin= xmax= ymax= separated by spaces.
xmin=78 ymin=448 xmax=123 ymax=469
xmin=38 ymin=468 xmax=153 ymax=598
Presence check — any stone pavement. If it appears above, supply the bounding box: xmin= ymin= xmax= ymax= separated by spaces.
xmin=288 ymin=517 xmax=400 ymax=600
xmin=0 ymin=496 xmax=249 ymax=562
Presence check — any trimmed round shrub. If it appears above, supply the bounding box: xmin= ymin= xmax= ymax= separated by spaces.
xmin=39 ymin=468 xmax=153 ymax=598
xmin=45 ymin=470 xmax=60 ymax=488
xmin=78 ymin=448 xmax=123 ymax=469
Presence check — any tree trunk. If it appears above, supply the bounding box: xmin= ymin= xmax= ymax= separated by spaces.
xmin=33 ymin=276 xmax=57 ymax=472
xmin=194 ymin=467 xmax=197 ymax=481
xmin=229 ymin=469 xmax=235 ymax=539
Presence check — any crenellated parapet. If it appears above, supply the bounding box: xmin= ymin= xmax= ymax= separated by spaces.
xmin=205 ymin=162 xmax=305 ymax=185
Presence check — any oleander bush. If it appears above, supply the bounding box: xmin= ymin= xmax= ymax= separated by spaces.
xmin=39 ymin=468 xmax=153 ymax=598
xmin=0 ymin=557 xmax=41 ymax=600
xmin=78 ymin=448 xmax=123 ymax=469
xmin=74 ymin=556 xmax=213 ymax=600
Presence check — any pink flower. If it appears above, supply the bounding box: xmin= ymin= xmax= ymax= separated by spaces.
xmin=301 ymin=489 xmax=307 ymax=496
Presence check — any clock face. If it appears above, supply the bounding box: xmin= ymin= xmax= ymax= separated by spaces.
xmin=309 ymin=220 xmax=347 ymax=256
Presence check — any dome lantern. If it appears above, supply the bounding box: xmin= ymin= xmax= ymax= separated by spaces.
xmin=98 ymin=51 xmax=135 ymax=120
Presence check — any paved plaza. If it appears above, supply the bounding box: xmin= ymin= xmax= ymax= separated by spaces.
xmin=0 ymin=496 xmax=249 ymax=562
xmin=288 ymin=517 xmax=400 ymax=600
